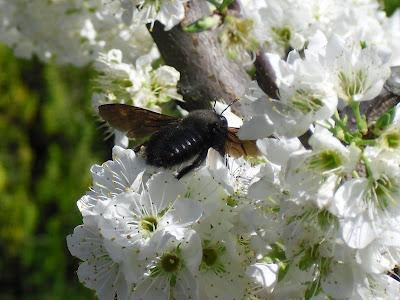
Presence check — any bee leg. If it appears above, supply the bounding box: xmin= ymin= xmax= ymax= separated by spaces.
xmin=134 ymin=141 xmax=148 ymax=152
xmin=176 ymin=149 xmax=208 ymax=180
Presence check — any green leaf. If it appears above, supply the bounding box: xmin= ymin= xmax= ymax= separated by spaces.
xmin=184 ymin=15 xmax=221 ymax=33
xmin=299 ymin=254 xmax=314 ymax=271
xmin=299 ymin=245 xmax=319 ymax=271
xmin=375 ymin=106 xmax=396 ymax=132
xmin=304 ymin=280 xmax=321 ymax=300
xmin=264 ymin=242 xmax=286 ymax=263
xmin=219 ymin=0 xmax=235 ymax=11
xmin=384 ymin=0 xmax=400 ymax=16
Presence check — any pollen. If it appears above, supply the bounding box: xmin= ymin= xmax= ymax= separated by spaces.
xmin=140 ymin=216 xmax=158 ymax=232
xmin=338 ymin=69 xmax=367 ymax=101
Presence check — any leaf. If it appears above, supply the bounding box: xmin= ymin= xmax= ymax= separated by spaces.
xmin=304 ymin=280 xmax=321 ymax=300
xmin=184 ymin=15 xmax=221 ymax=33
xmin=218 ymin=0 xmax=235 ymax=11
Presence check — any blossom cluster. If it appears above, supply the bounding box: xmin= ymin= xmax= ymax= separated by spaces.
xmin=0 ymin=0 xmax=155 ymax=65
xmin=72 ymin=0 xmax=400 ymax=298
xmin=68 ymin=146 xmax=272 ymax=299
xmin=3 ymin=0 xmax=400 ymax=299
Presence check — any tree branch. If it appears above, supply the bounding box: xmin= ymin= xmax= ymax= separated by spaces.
xmin=148 ymin=0 xmax=250 ymax=111
xmin=254 ymin=50 xmax=279 ymax=99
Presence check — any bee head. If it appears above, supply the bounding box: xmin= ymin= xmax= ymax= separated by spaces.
xmin=209 ymin=114 xmax=228 ymax=135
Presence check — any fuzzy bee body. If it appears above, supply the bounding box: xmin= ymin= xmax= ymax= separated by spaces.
xmin=145 ymin=110 xmax=228 ymax=176
xmin=99 ymin=104 xmax=258 ymax=179
xmin=146 ymin=125 xmax=205 ymax=167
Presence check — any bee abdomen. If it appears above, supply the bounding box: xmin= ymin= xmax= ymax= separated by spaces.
xmin=167 ymin=129 xmax=204 ymax=161
xmin=145 ymin=127 xmax=204 ymax=167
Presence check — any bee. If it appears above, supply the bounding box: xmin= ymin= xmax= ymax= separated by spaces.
xmin=99 ymin=103 xmax=259 ymax=179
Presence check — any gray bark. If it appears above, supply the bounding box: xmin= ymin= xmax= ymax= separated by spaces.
xmin=148 ymin=1 xmax=250 ymax=111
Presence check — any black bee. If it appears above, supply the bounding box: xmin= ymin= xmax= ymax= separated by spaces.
xmin=99 ymin=103 xmax=259 ymax=179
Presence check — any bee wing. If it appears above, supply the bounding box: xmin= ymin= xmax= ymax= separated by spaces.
xmin=225 ymin=127 xmax=260 ymax=158
xmin=98 ymin=104 xmax=180 ymax=138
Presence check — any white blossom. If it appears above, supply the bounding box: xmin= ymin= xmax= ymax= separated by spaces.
xmin=119 ymin=0 xmax=188 ymax=31
xmin=61 ymin=1 xmax=400 ymax=299
xmin=67 ymin=217 xmax=129 ymax=300
xmin=0 ymin=0 xmax=155 ymax=65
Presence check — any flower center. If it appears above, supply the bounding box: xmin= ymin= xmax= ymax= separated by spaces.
xmin=272 ymin=26 xmax=291 ymax=49
xmin=140 ymin=216 xmax=158 ymax=232
xmin=225 ymin=195 xmax=239 ymax=207
xmin=160 ymin=253 xmax=181 ymax=273
xmin=307 ymin=150 xmax=343 ymax=173
xmin=372 ymin=175 xmax=399 ymax=210
xmin=291 ymin=89 xmax=323 ymax=114
xmin=219 ymin=15 xmax=258 ymax=60
xmin=338 ymin=69 xmax=367 ymax=101
xmin=202 ymin=247 xmax=218 ymax=266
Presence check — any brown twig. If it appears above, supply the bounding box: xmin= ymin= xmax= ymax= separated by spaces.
xmin=148 ymin=1 xmax=250 ymax=111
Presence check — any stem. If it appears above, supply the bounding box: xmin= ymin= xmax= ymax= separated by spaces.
xmin=354 ymin=138 xmax=376 ymax=146
xmin=332 ymin=110 xmax=354 ymax=143
xmin=350 ymin=101 xmax=368 ymax=135
xmin=333 ymin=110 xmax=347 ymax=130
xmin=361 ymin=154 xmax=373 ymax=177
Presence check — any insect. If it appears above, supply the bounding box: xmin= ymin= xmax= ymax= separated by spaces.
xmin=98 ymin=103 xmax=259 ymax=179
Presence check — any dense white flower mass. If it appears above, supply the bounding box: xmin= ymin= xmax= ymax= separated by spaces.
xmin=0 ymin=0 xmax=155 ymax=65
xmin=5 ymin=0 xmax=399 ymax=298
xmin=92 ymin=48 xmax=181 ymax=112
xmin=119 ymin=0 xmax=189 ymax=31
xmin=68 ymin=147 xmax=278 ymax=299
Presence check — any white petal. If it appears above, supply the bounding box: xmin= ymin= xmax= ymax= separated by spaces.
xmin=173 ymin=268 xmax=199 ymax=300
xmin=77 ymin=258 xmax=128 ymax=300
xmin=256 ymin=137 xmax=303 ymax=166
xmin=246 ymin=263 xmax=279 ymax=291
xmin=341 ymin=213 xmax=378 ymax=249
xmin=161 ymin=198 xmax=203 ymax=228
xmin=332 ymin=179 xmax=368 ymax=217
xmin=154 ymin=65 xmax=180 ymax=85
xmin=145 ymin=172 xmax=185 ymax=214
xmin=131 ymin=276 xmax=169 ymax=300
xmin=238 ymin=115 xmax=274 ymax=139
xmin=114 ymin=130 xmax=129 ymax=148
xmin=321 ymin=263 xmax=354 ymax=299
xmin=357 ymin=242 xmax=399 ymax=273
xmin=67 ymin=224 xmax=103 ymax=261
xmin=158 ymin=1 xmax=186 ymax=31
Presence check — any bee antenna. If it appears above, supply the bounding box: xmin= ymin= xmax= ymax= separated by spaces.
xmin=220 ymin=98 xmax=239 ymax=115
